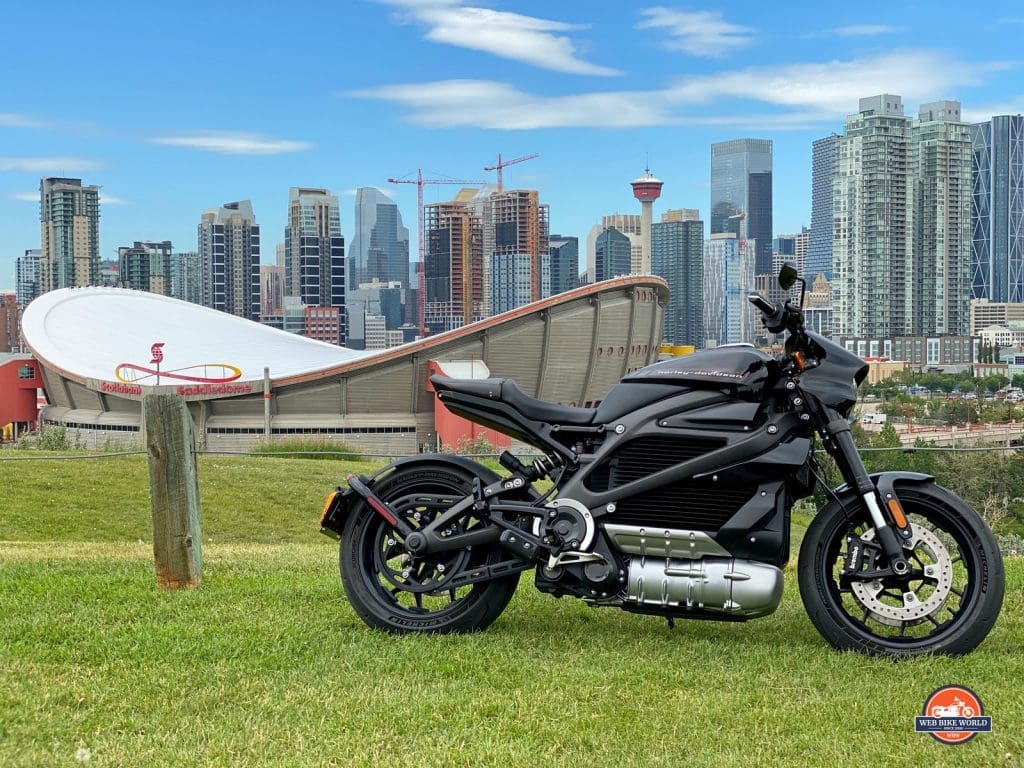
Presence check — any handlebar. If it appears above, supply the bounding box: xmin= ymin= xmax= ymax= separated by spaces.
xmin=746 ymin=292 xmax=789 ymax=333
xmin=747 ymin=292 xmax=775 ymax=316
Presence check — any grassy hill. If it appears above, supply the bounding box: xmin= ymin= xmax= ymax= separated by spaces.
xmin=1 ymin=453 xmax=1021 ymax=767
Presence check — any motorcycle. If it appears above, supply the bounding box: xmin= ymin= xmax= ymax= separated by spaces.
xmin=321 ymin=265 xmax=1004 ymax=656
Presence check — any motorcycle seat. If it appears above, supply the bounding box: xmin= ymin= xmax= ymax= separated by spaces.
xmin=431 ymin=375 xmax=597 ymax=426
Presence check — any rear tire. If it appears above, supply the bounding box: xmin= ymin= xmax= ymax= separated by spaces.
xmin=799 ymin=483 xmax=1003 ymax=656
xmin=340 ymin=464 xmax=520 ymax=634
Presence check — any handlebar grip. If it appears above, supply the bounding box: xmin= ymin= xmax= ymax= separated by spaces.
xmin=747 ymin=292 xmax=776 ymax=315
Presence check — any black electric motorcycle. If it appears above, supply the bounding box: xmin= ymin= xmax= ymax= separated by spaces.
xmin=321 ymin=266 xmax=1004 ymax=656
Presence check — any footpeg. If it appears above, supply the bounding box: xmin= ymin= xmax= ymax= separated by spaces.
xmin=499 ymin=529 xmax=543 ymax=559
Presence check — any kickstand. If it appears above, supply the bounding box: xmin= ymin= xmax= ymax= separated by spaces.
xmin=666 ymin=617 xmax=675 ymax=631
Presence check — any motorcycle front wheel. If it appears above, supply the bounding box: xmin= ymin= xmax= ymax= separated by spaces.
xmin=798 ymin=483 xmax=1004 ymax=656
xmin=340 ymin=464 xmax=520 ymax=634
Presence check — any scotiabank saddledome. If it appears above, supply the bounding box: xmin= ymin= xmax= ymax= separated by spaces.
xmin=21 ymin=277 xmax=668 ymax=453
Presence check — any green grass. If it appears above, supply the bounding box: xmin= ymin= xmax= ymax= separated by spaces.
xmin=1 ymin=454 xmax=1023 ymax=767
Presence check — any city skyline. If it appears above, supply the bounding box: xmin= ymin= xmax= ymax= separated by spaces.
xmin=3 ymin=2 xmax=1023 ymax=290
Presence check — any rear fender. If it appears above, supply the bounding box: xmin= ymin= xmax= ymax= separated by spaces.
xmin=319 ymin=454 xmax=512 ymax=538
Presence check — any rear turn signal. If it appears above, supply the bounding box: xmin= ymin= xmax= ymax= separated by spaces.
xmin=793 ymin=351 xmax=807 ymax=372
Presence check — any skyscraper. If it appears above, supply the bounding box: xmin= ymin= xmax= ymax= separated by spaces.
xmin=704 ymin=233 xmax=755 ymax=346
xmin=117 ymin=241 xmax=172 ymax=295
xmin=198 ymin=200 xmax=261 ymax=321
xmin=971 ymin=114 xmax=1024 ymax=303
xmin=586 ymin=214 xmax=641 ymax=282
xmin=15 ymin=249 xmax=41 ymax=307
xmin=653 ymin=209 xmax=704 ymax=346
xmin=39 ymin=177 xmax=101 ymax=293
xmin=351 ymin=187 xmax=410 ymax=288
xmin=260 ymin=264 xmax=284 ymax=319
xmin=594 ymin=228 xmax=632 ymax=282
xmin=545 ymin=235 xmax=579 ymax=298
xmin=808 ymin=135 xmax=838 ymax=280
xmin=284 ymin=187 xmax=345 ymax=314
xmin=710 ymin=139 xmax=773 ymax=274
xmin=833 ymin=95 xmax=911 ymax=338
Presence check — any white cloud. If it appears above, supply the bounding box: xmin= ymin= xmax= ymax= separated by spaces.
xmin=637 ymin=8 xmax=754 ymax=58
xmin=10 ymin=192 xmax=38 ymax=201
xmin=381 ymin=0 xmax=619 ymax=76
xmin=352 ymin=80 xmax=673 ymax=129
xmin=0 ymin=156 xmax=101 ymax=172
xmin=833 ymin=24 xmax=905 ymax=36
xmin=354 ymin=50 xmax=1007 ymax=130
xmin=100 ymin=193 xmax=129 ymax=205
xmin=151 ymin=131 xmax=314 ymax=155
xmin=0 ymin=113 xmax=43 ymax=128
xmin=666 ymin=51 xmax=1005 ymax=117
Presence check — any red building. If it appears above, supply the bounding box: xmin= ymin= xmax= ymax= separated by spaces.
xmin=305 ymin=305 xmax=342 ymax=345
xmin=0 ymin=354 xmax=42 ymax=440
xmin=427 ymin=360 xmax=511 ymax=453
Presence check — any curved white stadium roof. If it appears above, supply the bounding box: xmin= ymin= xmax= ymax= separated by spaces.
xmin=22 ymin=288 xmax=374 ymax=385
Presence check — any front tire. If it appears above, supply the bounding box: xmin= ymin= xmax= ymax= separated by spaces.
xmin=340 ymin=464 xmax=520 ymax=634
xmin=798 ymin=483 xmax=1004 ymax=656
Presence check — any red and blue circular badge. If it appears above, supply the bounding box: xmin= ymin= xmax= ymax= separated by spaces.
xmin=914 ymin=685 xmax=992 ymax=744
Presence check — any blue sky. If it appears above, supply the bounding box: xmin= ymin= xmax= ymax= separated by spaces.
xmin=2 ymin=0 xmax=1023 ymax=290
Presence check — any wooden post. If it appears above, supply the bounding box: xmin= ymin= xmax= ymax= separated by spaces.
xmin=143 ymin=394 xmax=202 ymax=589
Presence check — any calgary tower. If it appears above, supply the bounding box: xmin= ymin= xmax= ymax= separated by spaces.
xmin=631 ymin=168 xmax=663 ymax=274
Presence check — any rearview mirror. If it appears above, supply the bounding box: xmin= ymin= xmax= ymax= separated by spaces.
xmin=778 ymin=263 xmax=799 ymax=291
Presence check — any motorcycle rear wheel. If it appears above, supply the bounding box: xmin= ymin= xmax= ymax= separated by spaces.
xmin=798 ymin=483 xmax=1004 ymax=656
xmin=340 ymin=465 xmax=520 ymax=633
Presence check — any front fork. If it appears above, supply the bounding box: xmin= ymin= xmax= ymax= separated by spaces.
xmin=806 ymin=395 xmax=912 ymax=576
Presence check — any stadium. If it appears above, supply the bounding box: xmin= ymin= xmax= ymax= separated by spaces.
xmin=20 ymin=276 xmax=669 ymax=454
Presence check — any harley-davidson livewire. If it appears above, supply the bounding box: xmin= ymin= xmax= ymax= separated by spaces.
xmin=321 ymin=266 xmax=1004 ymax=656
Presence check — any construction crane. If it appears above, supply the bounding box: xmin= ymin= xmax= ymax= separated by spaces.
xmin=483 ymin=152 xmax=540 ymax=193
xmin=386 ymin=169 xmax=484 ymax=335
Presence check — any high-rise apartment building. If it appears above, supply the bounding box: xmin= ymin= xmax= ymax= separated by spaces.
xmin=170 ymin=251 xmax=202 ymax=305
xmin=117 ymin=241 xmax=172 ymax=295
xmin=490 ymin=190 xmax=549 ymax=306
xmin=424 ymin=200 xmax=484 ymax=333
xmin=808 ymin=135 xmax=838 ymax=281
xmin=198 ymin=200 xmax=261 ymax=321
xmin=971 ymin=114 xmax=1024 ymax=302
xmin=39 ymin=177 xmax=100 ymax=293
xmin=652 ymin=209 xmax=704 ymax=347
xmin=912 ymin=101 xmax=972 ymax=336
xmin=704 ymin=233 xmax=755 ymax=346
xmin=284 ymin=187 xmax=345 ymax=308
xmin=545 ymin=235 xmax=579 ymax=298
xmin=833 ymin=96 xmax=912 ymax=338
xmin=594 ymin=228 xmax=632 ymax=282
xmin=833 ymin=95 xmax=972 ymax=337
xmin=16 ymin=249 xmax=41 ymax=307
xmin=710 ymin=139 xmax=772 ymax=274
xmin=351 ymin=187 xmax=410 ymax=288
